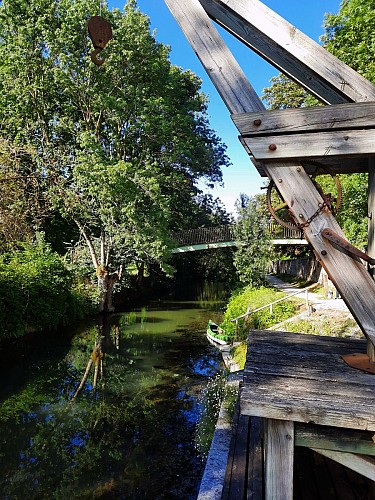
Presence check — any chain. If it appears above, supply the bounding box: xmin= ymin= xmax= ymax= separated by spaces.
xmin=296 ymin=201 xmax=327 ymax=229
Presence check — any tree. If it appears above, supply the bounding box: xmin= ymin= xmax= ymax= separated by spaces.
xmin=321 ymin=0 xmax=375 ymax=83
xmin=0 ymin=139 xmax=47 ymax=249
xmin=233 ymin=194 xmax=274 ymax=287
xmin=0 ymin=0 xmax=230 ymax=310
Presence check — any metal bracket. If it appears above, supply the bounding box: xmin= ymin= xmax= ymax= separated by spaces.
xmin=341 ymin=353 xmax=375 ymax=374
xmin=321 ymin=228 xmax=375 ymax=265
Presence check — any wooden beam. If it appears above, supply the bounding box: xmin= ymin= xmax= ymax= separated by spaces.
xmin=165 ymin=0 xmax=375 ymax=346
xmin=200 ymin=0 xmax=375 ymax=105
xmin=165 ymin=0 xmax=263 ymax=114
xmin=312 ymin=449 xmax=375 ymax=482
xmin=252 ymin=157 xmax=369 ymax=177
xmin=265 ymin=419 xmax=294 ymax=500
xmin=242 ymin=129 xmax=375 ymax=162
xmin=233 ymin=102 xmax=375 ymax=137
xmin=247 ymin=417 xmax=264 ymax=499
xmin=295 ymin=423 xmax=375 ymax=457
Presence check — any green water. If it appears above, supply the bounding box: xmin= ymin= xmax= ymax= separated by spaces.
xmin=0 ymin=302 xmax=224 ymax=499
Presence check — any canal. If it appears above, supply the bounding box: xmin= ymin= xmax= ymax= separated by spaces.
xmin=0 ymin=302 xmax=225 ymax=499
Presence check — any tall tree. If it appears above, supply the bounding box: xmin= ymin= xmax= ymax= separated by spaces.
xmin=233 ymin=194 xmax=274 ymax=287
xmin=0 ymin=0 xmax=230 ymax=310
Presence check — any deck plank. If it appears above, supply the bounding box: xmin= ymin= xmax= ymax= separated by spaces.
xmin=241 ymin=331 xmax=375 ymax=431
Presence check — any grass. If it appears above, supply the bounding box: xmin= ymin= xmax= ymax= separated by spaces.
xmin=230 ymin=342 xmax=247 ymax=370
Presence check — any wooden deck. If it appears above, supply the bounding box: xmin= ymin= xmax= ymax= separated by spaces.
xmin=222 ymin=411 xmax=375 ymax=499
xmin=221 ymin=331 xmax=375 ymax=499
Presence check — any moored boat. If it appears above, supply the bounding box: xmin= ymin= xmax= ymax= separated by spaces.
xmin=206 ymin=320 xmax=229 ymax=346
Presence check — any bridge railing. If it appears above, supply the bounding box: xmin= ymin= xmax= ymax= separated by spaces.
xmin=172 ymin=223 xmax=304 ymax=247
xmin=171 ymin=225 xmax=234 ymax=246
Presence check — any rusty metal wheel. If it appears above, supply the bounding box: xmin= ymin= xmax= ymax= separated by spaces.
xmin=266 ymin=163 xmax=343 ymax=230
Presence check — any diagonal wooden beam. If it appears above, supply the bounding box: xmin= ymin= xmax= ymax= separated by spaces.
xmin=200 ymin=0 xmax=375 ymax=105
xmin=165 ymin=0 xmax=375 ymax=347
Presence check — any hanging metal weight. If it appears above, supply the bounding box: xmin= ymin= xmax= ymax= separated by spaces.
xmin=87 ymin=16 xmax=113 ymax=66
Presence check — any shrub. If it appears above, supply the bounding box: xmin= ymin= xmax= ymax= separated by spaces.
xmin=0 ymin=237 xmax=91 ymax=340
xmin=220 ymin=286 xmax=298 ymax=341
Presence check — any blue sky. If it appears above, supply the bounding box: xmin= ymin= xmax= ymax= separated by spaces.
xmin=109 ymin=0 xmax=341 ymax=213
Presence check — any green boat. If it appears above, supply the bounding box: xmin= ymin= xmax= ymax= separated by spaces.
xmin=206 ymin=320 xmax=229 ymax=346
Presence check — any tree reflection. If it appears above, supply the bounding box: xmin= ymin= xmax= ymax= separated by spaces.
xmin=0 ymin=309 xmax=221 ymax=498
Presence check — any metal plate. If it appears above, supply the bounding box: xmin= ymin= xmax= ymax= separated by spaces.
xmin=341 ymin=353 xmax=375 ymax=374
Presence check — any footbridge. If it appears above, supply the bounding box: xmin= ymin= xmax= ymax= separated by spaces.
xmin=171 ymin=223 xmax=307 ymax=253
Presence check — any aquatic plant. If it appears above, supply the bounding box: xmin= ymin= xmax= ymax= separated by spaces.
xmin=120 ymin=311 xmax=137 ymax=327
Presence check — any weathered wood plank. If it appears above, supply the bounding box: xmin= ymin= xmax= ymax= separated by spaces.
xmin=295 ymin=423 xmax=375 ymax=456
xmin=312 ymin=449 xmax=375 ymax=481
xmin=242 ymin=129 xmax=375 ymax=161
xmin=241 ymin=331 xmax=375 ymax=430
xmin=200 ymin=0 xmax=375 ymax=104
xmin=165 ymin=0 xmax=263 ymax=114
xmin=227 ymin=414 xmax=250 ymax=500
xmin=241 ymin=394 xmax=375 ymax=431
xmin=252 ymin=157 xmax=369 ymax=177
xmin=247 ymin=417 xmax=264 ymax=499
xmin=165 ymin=0 xmax=375 ymax=347
xmin=265 ymin=419 xmax=294 ymax=500
xmin=245 ymin=329 xmax=366 ymax=349
xmin=233 ymin=102 xmax=375 ymax=137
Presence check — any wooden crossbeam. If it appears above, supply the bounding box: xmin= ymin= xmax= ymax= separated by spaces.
xmin=165 ymin=0 xmax=375 ymax=347
xmin=233 ymin=102 xmax=375 ymax=136
xmin=234 ymin=102 xmax=375 ymax=162
xmin=200 ymin=0 xmax=375 ymax=104
xmin=312 ymin=449 xmax=375 ymax=482
xmin=242 ymin=130 xmax=375 ymax=162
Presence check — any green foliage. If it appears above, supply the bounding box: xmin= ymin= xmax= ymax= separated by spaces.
xmin=230 ymin=342 xmax=247 ymax=370
xmin=0 ymin=236 xmax=90 ymax=339
xmin=220 ymin=286 xmax=297 ymax=340
xmin=0 ymin=0 xmax=230 ymax=303
xmin=321 ymin=0 xmax=375 ymax=83
xmin=336 ymin=173 xmax=368 ymax=247
xmin=233 ymin=194 xmax=275 ymax=287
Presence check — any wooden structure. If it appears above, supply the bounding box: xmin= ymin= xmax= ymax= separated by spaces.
xmin=164 ymin=0 xmax=375 ymax=497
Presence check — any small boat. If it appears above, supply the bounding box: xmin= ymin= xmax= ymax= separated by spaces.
xmin=206 ymin=320 xmax=229 ymax=346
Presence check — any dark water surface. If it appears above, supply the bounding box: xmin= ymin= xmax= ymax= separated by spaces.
xmin=0 ymin=302 xmax=224 ymax=499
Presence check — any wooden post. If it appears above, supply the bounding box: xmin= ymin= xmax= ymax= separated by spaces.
xmin=368 ymin=159 xmax=375 ymax=361
xmin=265 ymin=419 xmax=294 ymax=500
xmin=305 ymin=289 xmax=310 ymax=316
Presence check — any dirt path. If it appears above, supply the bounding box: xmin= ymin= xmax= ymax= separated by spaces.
xmin=267 ymin=275 xmax=363 ymax=338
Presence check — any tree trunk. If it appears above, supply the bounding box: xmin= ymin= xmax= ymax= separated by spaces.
xmin=97 ymin=267 xmax=119 ymax=313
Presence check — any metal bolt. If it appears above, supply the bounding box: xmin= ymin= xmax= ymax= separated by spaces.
xmin=269 ymin=143 xmax=277 ymax=151
xmin=296 ymin=167 xmax=301 ymax=172
xmin=299 ymin=214 xmax=304 ymax=218
xmin=253 ymin=119 xmax=262 ymax=126
xmin=278 ymin=179 xmax=283 ymax=183
xmin=321 ymin=250 xmax=327 ymax=256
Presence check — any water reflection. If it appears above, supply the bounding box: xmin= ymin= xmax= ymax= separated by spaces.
xmin=0 ymin=303 xmax=224 ymax=499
